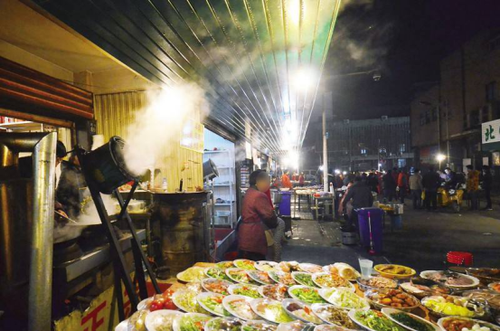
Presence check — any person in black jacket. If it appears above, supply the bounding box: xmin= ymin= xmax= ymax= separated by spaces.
xmin=382 ymin=170 xmax=396 ymax=202
xmin=342 ymin=176 xmax=373 ymax=230
xmin=481 ymin=165 xmax=493 ymax=210
xmin=422 ymin=167 xmax=441 ymax=211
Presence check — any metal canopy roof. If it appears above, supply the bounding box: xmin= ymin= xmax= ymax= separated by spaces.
xmin=33 ymin=0 xmax=341 ymax=155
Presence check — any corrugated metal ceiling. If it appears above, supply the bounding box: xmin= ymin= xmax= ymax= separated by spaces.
xmin=33 ymin=0 xmax=341 ymax=154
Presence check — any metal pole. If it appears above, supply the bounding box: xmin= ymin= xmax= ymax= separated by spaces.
xmin=322 ymin=94 xmax=328 ymax=192
xmin=29 ymin=132 xmax=57 ymax=331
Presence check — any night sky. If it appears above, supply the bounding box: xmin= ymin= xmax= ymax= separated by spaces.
xmin=321 ymin=0 xmax=500 ymax=121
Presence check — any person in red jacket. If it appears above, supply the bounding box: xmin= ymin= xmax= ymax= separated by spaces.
xmin=281 ymin=171 xmax=293 ymax=189
xmin=397 ymin=169 xmax=409 ymax=204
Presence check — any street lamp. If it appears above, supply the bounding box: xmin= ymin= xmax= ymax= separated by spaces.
xmin=436 ymin=153 xmax=446 ymax=170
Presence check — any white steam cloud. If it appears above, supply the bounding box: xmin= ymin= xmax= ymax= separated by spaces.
xmin=123 ymin=83 xmax=208 ymax=177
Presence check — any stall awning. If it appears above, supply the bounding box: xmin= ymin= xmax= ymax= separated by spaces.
xmin=0 ymin=56 xmax=93 ymax=120
xmin=31 ymin=0 xmax=341 ymax=154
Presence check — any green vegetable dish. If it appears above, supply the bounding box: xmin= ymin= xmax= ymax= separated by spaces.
xmin=197 ymin=293 xmax=231 ymax=317
xmin=207 ymin=267 xmax=233 ymax=282
xmin=292 ymin=272 xmax=317 ymax=288
xmin=390 ymin=313 xmax=434 ymax=331
xmin=230 ymin=285 xmax=262 ymax=299
xmin=289 ymin=286 xmax=327 ymax=304
xmin=352 ymin=310 xmax=406 ymax=331
xmin=176 ymin=313 xmax=212 ymax=331
xmin=205 ymin=318 xmax=242 ymax=331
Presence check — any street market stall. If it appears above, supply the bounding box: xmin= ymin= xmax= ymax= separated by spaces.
xmin=113 ymin=260 xmax=500 ymax=331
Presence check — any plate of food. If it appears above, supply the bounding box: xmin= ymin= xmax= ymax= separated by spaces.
xmin=421 ymin=296 xmax=484 ymax=318
xmin=348 ymin=309 xmax=406 ymax=331
xmin=462 ymin=289 xmax=500 ymax=311
xmin=276 ymin=261 xmax=301 ymax=273
xmin=196 ymin=292 xmax=231 ymax=317
xmin=234 ymin=259 xmax=257 ymax=270
xmin=277 ymin=321 xmax=315 ymax=331
xmin=178 ymin=267 xmax=207 ymax=283
xmin=228 ymin=284 xmax=262 ymax=299
xmin=400 ymin=278 xmax=450 ymax=299
xmin=374 ymin=264 xmax=416 ymax=279
xmin=356 ymin=276 xmax=398 ymax=292
xmin=217 ymin=261 xmax=236 ymax=270
xmin=288 ymin=285 xmax=327 ymax=304
xmin=269 ymin=271 xmax=296 ymax=286
xmin=437 ymin=316 xmax=500 ymax=331
xmin=146 ymin=310 xmax=184 ymax=331
xmin=282 ymin=299 xmax=323 ymax=324
xmin=364 ymin=289 xmax=420 ymax=311
xmin=381 ymin=308 xmax=440 ymax=331
xmin=173 ymin=288 xmax=208 ymax=314
xmin=256 ymin=261 xmax=279 ymax=272
xmin=465 ymin=268 xmax=500 ymax=284
xmin=248 ymin=270 xmax=274 ymax=285
xmin=312 ymin=273 xmax=355 ymax=291
xmin=298 ymin=263 xmax=323 ymax=274
xmin=249 ymin=298 xmax=295 ymax=324
xmin=202 ymin=279 xmax=232 ymax=296
xmin=420 ymin=271 xmax=480 ymax=289
xmin=242 ymin=320 xmax=278 ymax=331
xmin=292 ymin=272 xmax=318 ymax=288
xmin=313 ymin=325 xmax=354 ymax=331
xmin=310 ymin=304 xmax=358 ymax=329
xmin=323 ymin=263 xmax=360 ymax=282
xmin=205 ymin=317 xmax=242 ymax=331
xmin=138 ymin=297 xmax=153 ymax=311
xmin=127 ymin=310 xmax=149 ymax=331
xmin=488 ymin=281 xmax=500 ymax=294
xmin=259 ymin=284 xmax=290 ymax=301
xmin=173 ymin=313 xmax=212 ymax=331
xmin=226 ymin=268 xmax=253 ymax=284
xmin=318 ymin=288 xmax=370 ymax=310
xmin=206 ymin=267 xmax=233 ymax=282
xmin=222 ymin=295 xmax=259 ymax=321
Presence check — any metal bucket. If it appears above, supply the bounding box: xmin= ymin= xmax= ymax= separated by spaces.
xmin=83 ymin=136 xmax=137 ymax=194
xmin=151 ymin=192 xmax=209 ymax=274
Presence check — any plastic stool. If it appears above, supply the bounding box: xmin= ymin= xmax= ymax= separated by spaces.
xmin=447 ymin=251 xmax=473 ymax=266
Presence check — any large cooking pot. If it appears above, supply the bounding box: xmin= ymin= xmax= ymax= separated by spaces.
xmin=83 ymin=136 xmax=138 ymax=194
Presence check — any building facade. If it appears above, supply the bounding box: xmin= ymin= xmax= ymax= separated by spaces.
xmin=317 ymin=116 xmax=413 ymax=172
xmin=411 ymin=29 xmax=500 ymax=172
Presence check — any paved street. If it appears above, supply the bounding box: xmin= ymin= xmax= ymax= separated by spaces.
xmin=282 ymin=202 xmax=500 ymax=271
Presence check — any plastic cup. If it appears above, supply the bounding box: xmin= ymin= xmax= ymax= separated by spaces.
xmin=359 ymin=258 xmax=373 ymax=278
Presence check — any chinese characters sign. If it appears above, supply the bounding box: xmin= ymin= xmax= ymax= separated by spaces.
xmin=482 ymin=119 xmax=500 ymax=144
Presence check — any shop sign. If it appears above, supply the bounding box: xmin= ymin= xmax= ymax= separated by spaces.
xmin=482 ymin=119 xmax=500 ymax=144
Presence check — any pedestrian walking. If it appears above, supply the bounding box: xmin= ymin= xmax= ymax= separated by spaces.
xmin=409 ymin=169 xmax=423 ymax=209
xmin=481 ymin=165 xmax=493 ymax=210
xmin=382 ymin=170 xmax=396 ymax=202
xmin=466 ymin=165 xmax=480 ymax=210
xmin=422 ymin=167 xmax=441 ymax=211
xmin=397 ymin=169 xmax=409 ymax=204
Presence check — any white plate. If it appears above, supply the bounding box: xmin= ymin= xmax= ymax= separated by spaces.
xmin=258 ymin=284 xmax=289 ymax=301
xmin=420 ymin=270 xmax=480 ymax=288
xmin=228 ymin=284 xmax=262 ymax=298
xmin=216 ymin=261 xmax=236 ymax=270
xmin=382 ymin=308 xmax=440 ymax=331
xmin=269 ymin=271 xmax=296 ymax=286
xmin=248 ymin=270 xmax=274 ymax=285
xmin=137 ymin=297 xmax=153 ymax=311
xmin=250 ymin=298 xmax=295 ymax=324
xmin=201 ymin=278 xmax=232 ymax=295
xmin=314 ymin=325 xmax=354 ymax=331
xmin=145 ymin=310 xmax=184 ymax=331
xmin=256 ymin=261 xmax=278 ymax=272
xmin=277 ymin=321 xmax=314 ymax=331
xmin=173 ymin=313 xmax=212 ymax=331
xmin=437 ymin=316 xmax=500 ymax=331
xmin=288 ymin=285 xmax=327 ymax=304
xmin=318 ymin=288 xmax=369 ymax=310
xmin=234 ymin=259 xmax=256 ymax=270
xmin=222 ymin=295 xmax=259 ymax=321
xmin=298 ymin=263 xmax=323 ymax=274
xmin=348 ymin=309 xmax=401 ymax=331
xmin=197 ymin=292 xmax=231 ymax=317
xmin=242 ymin=319 xmax=279 ymax=331
xmin=310 ymin=303 xmax=358 ymax=329
xmin=282 ymin=298 xmax=323 ymax=325
xmin=114 ymin=320 xmax=128 ymax=331
xmin=323 ymin=264 xmax=360 ymax=282
xmin=312 ymin=273 xmax=355 ymax=291
xmin=172 ymin=289 xmax=206 ymax=313
xmin=226 ymin=268 xmax=253 ymax=284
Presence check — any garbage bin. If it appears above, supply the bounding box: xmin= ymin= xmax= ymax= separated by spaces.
xmin=357 ymin=208 xmax=384 ymax=254
xmin=279 ymin=191 xmax=292 ymax=216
